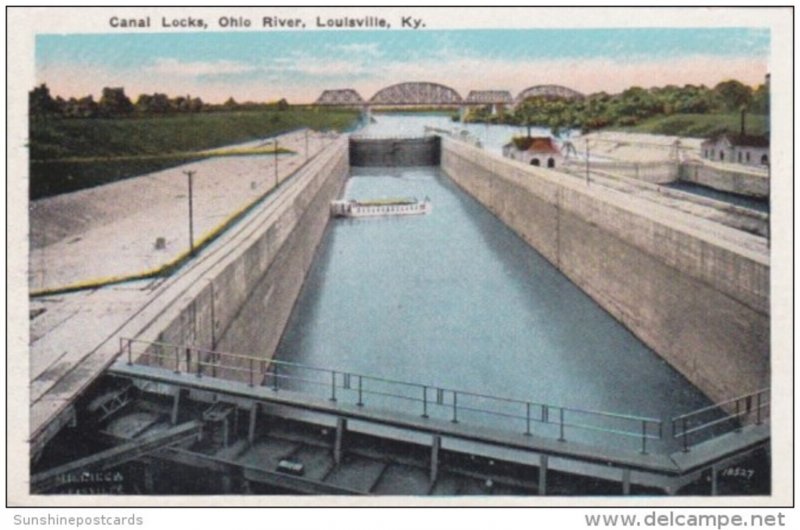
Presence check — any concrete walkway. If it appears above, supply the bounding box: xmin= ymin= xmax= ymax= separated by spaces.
xmin=27 ymin=137 xmax=348 ymax=457
xmin=29 ymin=129 xmax=336 ymax=293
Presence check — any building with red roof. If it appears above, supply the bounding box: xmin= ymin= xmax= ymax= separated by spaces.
xmin=502 ymin=136 xmax=563 ymax=168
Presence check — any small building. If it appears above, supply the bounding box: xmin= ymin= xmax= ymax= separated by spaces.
xmin=701 ymin=133 xmax=769 ymax=167
xmin=502 ymin=136 xmax=563 ymax=168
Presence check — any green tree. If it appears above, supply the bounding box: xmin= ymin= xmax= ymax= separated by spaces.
xmin=713 ymin=80 xmax=753 ymax=112
xmin=29 ymin=83 xmax=60 ymax=119
xmin=98 ymin=87 xmax=134 ymax=117
xmin=750 ymin=83 xmax=769 ymax=114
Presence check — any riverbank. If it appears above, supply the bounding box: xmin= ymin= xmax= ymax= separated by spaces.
xmin=29 ymin=108 xmax=359 ymax=198
xmin=609 ymin=112 xmax=768 ymax=138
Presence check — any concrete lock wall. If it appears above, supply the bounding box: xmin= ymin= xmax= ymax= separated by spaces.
xmin=138 ymin=139 xmax=349 ymax=372
xmin=350 ymin=136 xmax=441 ymax=167
xmin=679 ymin=163 xmax=770 ymax=199
xmin=440 ymin=137 xmax=769 ymax=404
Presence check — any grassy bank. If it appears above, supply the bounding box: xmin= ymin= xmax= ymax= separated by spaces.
xmin=30 ymin=108 xmax=358 ymax=198
xmin=611 ymin=112 xmax=768 ymax=138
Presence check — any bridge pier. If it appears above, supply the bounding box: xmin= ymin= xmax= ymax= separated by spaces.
xmin=622 ymin=468 xmax=631 ymax=495
xmin=170 ymin=388 xmax=182 ymax=425
xmin=334 ymin=417 xmax=347 ymax=465
xmin=710 ymin=464 xmax=719 ymax=496
xmin=430 ymin=435 xmax=441 ymax=483
xmin=143 ymin=462 xmax=156 ymax=494
xmin=247 ymin=403 xmax=259 ymax=445
xmin=538 ymin=454 xmax=548 ymax=495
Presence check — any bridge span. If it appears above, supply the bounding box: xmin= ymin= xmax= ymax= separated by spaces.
xmin=314 ymin=82 xmax=583 ymax=109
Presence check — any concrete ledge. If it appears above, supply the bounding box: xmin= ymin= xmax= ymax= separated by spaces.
xmin=680 ymin=162 xmax=770 ymax=199
xmin=440 ymin=138 xmax=769 ymax=404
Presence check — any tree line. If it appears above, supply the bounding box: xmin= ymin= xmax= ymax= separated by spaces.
xmin=467 ymin=79 xmax=769 ymax=135
xmin=29 ymin=84 xmax=290 ymax=119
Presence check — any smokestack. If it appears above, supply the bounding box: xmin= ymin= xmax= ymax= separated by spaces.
xmin=740 ymin=106 xmax=746 ymax=136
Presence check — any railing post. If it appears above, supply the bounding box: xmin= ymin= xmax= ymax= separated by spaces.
xmin=451 ymin=391 xmax=458 ymax=424
xmin=124 ymin=338 xmax=132 ymax=366
xmin=330 ymin=371 xmax=337 ymax=402
xmin=756 ymin=392 xmax=762 ymax=425
xmin=558 ymin=408 xmax=565 ymax=442
xmin=525 ymin=402 xmax=532 ymax=436
xmin=272 ymin=364 xmax=279 ymax=391
xmin=357 ymin=376 xmax=363 ymax=407
xmin=735 ymin=399 xmax=742 ymax=432
xmin=422 ymin=386 xmax=428 ymax=419
xmin=682 ymin=417 xmax=689 ymax=452
xmin=249 ymin=358 xmax=254 ymax=387
xmin=640 ymin=420 xmax=648 ymax=455
xmin=196 ymin=353 xmax=203 ymax=378
xmin=185 ymin=347 xmax=191 ymax=374
xmin=173 ymin=346 xmax=181 ymax=374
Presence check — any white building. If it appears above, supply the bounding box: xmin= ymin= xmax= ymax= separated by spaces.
xmin=502 ymin=136 xmax=563 ymax=168
xmin=701 ymin=133 xmax=769 ymax=167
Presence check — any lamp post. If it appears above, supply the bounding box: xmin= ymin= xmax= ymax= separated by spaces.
xmin=183 ymin=170 xmax=196 ymax=256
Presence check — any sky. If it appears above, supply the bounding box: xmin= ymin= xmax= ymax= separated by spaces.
xmin=35 ymin=28 xmax=770 ymax=104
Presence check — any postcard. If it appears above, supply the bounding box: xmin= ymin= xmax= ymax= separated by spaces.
xmin=6 ymin=6 xmax=794 ymax=509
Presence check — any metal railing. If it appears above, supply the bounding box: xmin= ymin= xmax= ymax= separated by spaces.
xmin=671 ymin=388 xmax=770 ymax=452
xmin=349 ymin=134 xmax=435 ymax=140
xmin=121 ymin=338 xmax=662 ymax=454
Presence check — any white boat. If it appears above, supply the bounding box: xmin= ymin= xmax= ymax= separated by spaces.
xmin=330 ymin=197 xmax=432 ymax=218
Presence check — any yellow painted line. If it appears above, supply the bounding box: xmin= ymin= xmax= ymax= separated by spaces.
xmin=30 ymin=152 xmax=307 ymax=298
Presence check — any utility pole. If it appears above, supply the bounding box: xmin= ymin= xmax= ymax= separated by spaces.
xmin=585 ymin=140 xmax=590 ymax=185
xmin=183 ymin=170 xmax=195 ymax=256
xmin=273 ymin=139 xmax=279 ymax=188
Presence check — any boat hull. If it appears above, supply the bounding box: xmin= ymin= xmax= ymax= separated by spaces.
xmin=331 ymin=200 xmax=431 ymax=218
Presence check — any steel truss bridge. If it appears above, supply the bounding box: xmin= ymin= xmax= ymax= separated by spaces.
xmin=314 ymin=82 xmax=585 ymax=108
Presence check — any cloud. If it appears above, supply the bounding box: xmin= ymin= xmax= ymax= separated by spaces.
xmin=324 ymin=42 xmax=382 ymax=57
xmin=145 ymin=58 xmax=258 ymax=77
